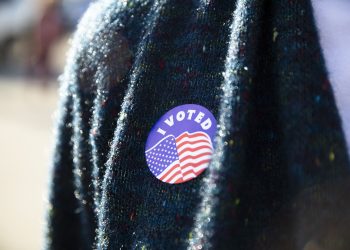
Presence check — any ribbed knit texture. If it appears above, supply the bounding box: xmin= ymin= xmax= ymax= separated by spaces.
xmin=46 ymin=0 xmax=350 ymax=249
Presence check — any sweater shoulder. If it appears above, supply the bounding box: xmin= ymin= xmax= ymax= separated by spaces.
xmin=61 ymin=0 xmax=153 ymax=93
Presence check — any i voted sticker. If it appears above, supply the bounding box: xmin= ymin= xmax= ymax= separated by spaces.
xmin=145 ymin=104 xmax=217 ymax=184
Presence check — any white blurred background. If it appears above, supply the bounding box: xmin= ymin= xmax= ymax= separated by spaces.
xmin=0 ymin=78 xmax=57 ymax=250
xmin=0 ymin=0 xmax=89 ymax=249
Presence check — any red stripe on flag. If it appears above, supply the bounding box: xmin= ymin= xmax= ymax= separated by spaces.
xmin=177 ymin=145 xmax=212 ymax=155
xmin=159 ymin=163 xmax=181 ymax=181
xmin=175 ymin=131 xmax=210 ymax=142
xmin=176 ymin=139 xmax=211 ymax=149
xmin=178 ymin=152 xmax=212 ymax=163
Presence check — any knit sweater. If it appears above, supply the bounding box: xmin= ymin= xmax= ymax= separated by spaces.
xmin=46 ymin=0 xmax=350 ymax=249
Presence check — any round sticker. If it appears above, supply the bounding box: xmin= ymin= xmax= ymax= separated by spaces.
xmin=145 ymin=104 xmax=217 ymax=184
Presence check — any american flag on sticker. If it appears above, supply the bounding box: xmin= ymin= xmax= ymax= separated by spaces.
xmin=145 ymin=104 xmax=217 ymax=184
xmin=145 ymin=131 xmax=213 ymax=184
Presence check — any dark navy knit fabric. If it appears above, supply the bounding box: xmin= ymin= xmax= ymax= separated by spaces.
xmin=46 ymin=0 xmax=350 ymax=249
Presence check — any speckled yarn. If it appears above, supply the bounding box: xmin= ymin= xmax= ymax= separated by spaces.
xmin=46 ymin=0 xmax=350 ymax=249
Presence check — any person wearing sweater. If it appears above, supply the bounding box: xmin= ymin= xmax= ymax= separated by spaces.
xmin=46 ymin=0 xmax=350 ymax=249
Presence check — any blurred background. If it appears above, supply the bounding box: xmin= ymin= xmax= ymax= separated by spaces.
xmin=0 ymin=0 xmax=90 ymax=249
